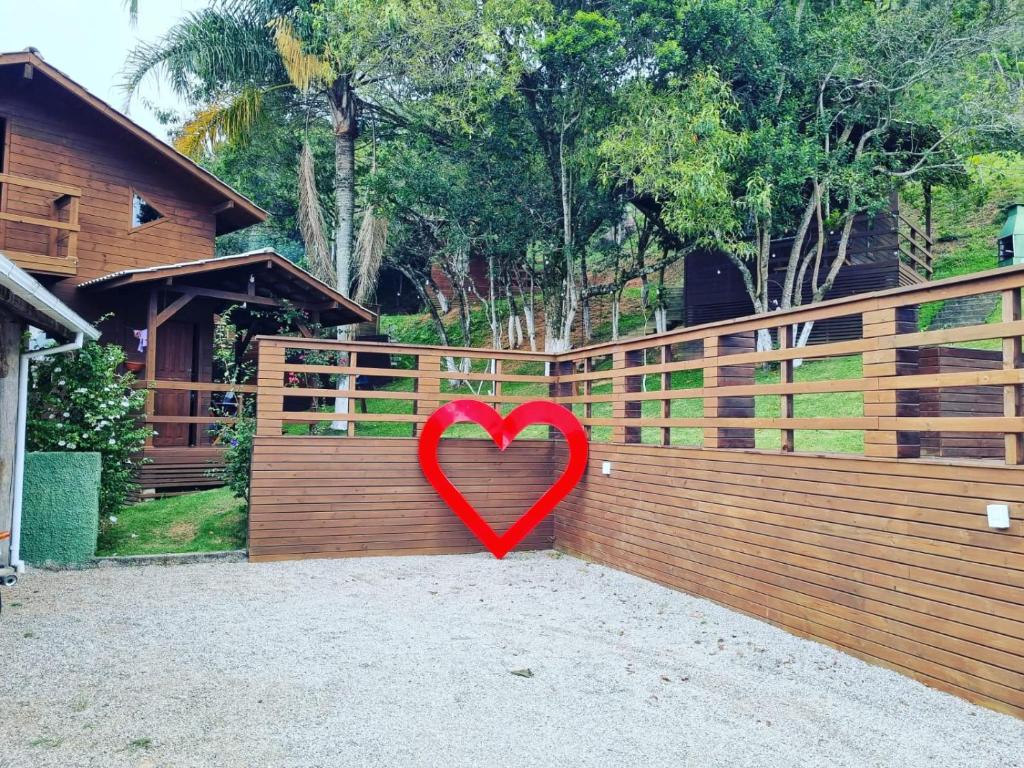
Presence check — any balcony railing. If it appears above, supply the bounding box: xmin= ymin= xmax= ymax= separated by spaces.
xmin=0 ymin=172 xmax=81 ymax=276
xmin=897 ymin=213 xmax=934 ymax=279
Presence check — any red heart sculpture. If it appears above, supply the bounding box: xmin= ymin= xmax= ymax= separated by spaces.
xmin=418 ymin=399 xmax=589 ymax=559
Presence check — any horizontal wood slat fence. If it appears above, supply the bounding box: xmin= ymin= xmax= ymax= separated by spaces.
xmin=249 ymin=265 xmax=1024 ymax=718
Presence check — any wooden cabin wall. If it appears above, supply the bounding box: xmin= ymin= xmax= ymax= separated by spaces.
xmin=0 ymin=69 xmax=221 ymax=317
xmin=684 ymin=209 xmax=904 ymax=343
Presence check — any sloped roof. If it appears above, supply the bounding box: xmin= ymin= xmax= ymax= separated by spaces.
xmin=0 ymin=251 xmax=100 ymax=340
xmin=79 ymin=248 xmax=375 ymax=326
xmin=0 ymin=49 xmax=267 ymax=235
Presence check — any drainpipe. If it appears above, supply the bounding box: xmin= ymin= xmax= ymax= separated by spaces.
xmin=9 ymin=332 xmax=86 ymax=573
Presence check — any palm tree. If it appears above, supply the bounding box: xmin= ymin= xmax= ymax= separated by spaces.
xmin=123 ymin=0 xmax=403 ymax=299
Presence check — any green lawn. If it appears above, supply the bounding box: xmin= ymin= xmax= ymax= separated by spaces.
xmin=97 ymin=487 xmax=246 ymax=557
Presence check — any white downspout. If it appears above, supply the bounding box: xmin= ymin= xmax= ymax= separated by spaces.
xmin=9 ymin=332 xmax=85 ymax=572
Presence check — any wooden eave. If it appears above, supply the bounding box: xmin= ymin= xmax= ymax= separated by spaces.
xmin=78 ymin=250 xmax=375 ymax=326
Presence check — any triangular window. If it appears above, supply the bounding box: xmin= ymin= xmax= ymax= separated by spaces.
xmin=131 ymin=191 xmax=165 ymax=228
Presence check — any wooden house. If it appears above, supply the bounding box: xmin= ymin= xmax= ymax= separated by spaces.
xmin=0 ymin=50 xmax=374 ymax=494
xmin=684 ymin=200 xmax=935 ymax=342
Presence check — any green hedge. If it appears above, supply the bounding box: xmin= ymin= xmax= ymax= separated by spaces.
xmin=21 ymin=452 xmax=101 ymax=564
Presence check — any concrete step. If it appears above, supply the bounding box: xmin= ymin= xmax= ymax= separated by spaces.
xmin=927 ymin=293 xmax=999 ymax=330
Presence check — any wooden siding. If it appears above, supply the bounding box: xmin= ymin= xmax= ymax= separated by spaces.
xmin=556 ymin=443 xmax=1024 ymax=719
xmin=0 ymin=69 xmax=219 ymax=311
xmin=249 ymin=437 xmax=558 ymax=561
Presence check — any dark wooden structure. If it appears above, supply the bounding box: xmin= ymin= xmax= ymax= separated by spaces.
xmin=920 ymin=346 xmax=1005 ymax=460
xmin=685 ymin=202 xmax=934 ymax=342
xmin=249 ymin=265 xmax=1024 ymax=718
xmin=0 ymin=50 xmax=374 ymax=494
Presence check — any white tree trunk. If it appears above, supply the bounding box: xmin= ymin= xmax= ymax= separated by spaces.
xmin=654 ymin=307 xmax=668 ymax=335
xmin=522 ymin=304 xmax=537 ymax=351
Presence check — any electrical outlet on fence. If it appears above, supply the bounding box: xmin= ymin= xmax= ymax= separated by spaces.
xmin=987 ymin=504 xmax=1010 ymax=530
xmin=601 ymin=461 xmax=612 ymax=476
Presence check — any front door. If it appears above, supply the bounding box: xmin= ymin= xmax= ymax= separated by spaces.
xmin=153 ymin=320 xmax=196 ymax=447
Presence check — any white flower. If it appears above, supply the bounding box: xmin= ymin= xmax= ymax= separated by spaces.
xmin=108 ymin=438 xmax=116 ymax=445
xmin=57 ymin=440 xmax=66 ymax=447
xmin=54 ymin=367 xmax=61 ymax=373
xmin=75 ymin=388 xmax=87 ymax=394
xmin=108 ymin=516 xmax=118 ymax=524
xmin=62 ymin=412 xmax=69 ymax=418
xmin=58 ymin=380 xmax=66 ymax=386
xmin=67 ymin=443 xmax=76 ymax=450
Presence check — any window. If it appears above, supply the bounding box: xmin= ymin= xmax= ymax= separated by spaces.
xmin=131 ymin=191 xmax=165 ymax=229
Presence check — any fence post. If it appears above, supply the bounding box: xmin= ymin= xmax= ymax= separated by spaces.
xmin=661 ymin=344 xmax=672 ymax=447
xmin=414 ymin=354 xmax=441 ymax=437
xmin=703 ymin=332 xmax=755 ymax=450
xmin=863 ymin=306 xmax=920 ymax=459
xmin=612 ymin=350 xmax=627 ymax=444
xmin=346 ymin=351 xmax=357 ymax=438
xmin=255 ymin=342 xmax=284 ymax=437
xmin=779 ymin=325 xmax=795 ymax=452
xmin=614 ymin=349 xmax=644 ymax=444
xmin=1004 ymin=288 xmax=1023 ymax=465
xmin=548 ymin=358 xmax=576 ymax=439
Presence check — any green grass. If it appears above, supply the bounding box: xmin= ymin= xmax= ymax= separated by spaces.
xmin=285 ymin=354 xmax=865 ymax=454
xmin=97 ymin=487 xmax=246 ymax=557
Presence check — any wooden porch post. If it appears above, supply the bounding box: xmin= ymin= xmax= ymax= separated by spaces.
xmin=143 ymin=288 xmax=158 ymax=448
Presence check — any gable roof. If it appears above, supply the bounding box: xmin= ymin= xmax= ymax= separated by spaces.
xmin=0 ymin=251 xmax=100 ymax=341
xmin=0 ymin=49 xmax=267 ymax=235
xmin=79 ymin=248 xmax=375 ymax=326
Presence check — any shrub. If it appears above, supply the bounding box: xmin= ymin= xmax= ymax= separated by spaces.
xmin=218 ymin=411 xmax=256 ymax=501
xmin=26 ymin=341 xmax=150 ymax=518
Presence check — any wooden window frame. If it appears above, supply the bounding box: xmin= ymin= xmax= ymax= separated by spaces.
xmin=128 ymin=186 xmax=169 ymax=234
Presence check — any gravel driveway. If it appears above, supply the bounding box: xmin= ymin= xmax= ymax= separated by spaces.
xmin=0 ymin=551 xmax=1021 ymax=768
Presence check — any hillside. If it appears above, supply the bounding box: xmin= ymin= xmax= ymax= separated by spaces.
xmin=378 ymin=153 xmax=1023 ymax=351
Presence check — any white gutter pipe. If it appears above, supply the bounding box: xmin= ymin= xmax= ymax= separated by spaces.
xmin=9 ymin=332 xmax=86 ymax=572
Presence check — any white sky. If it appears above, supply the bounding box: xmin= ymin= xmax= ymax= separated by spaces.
xmin=0 ymin=0 xmax=211 ymax=141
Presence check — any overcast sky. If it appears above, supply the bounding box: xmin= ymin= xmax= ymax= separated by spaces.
xmin=1 ymin=0 xmax=211 ymax=141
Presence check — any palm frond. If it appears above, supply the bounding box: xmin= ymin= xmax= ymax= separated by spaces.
xmin=124 ymin=0 xmax=139 ymax=27
xmin=354 ymin=206 xmax=389 ymax=305
xmin=122 ymin=3 xmax=284 ymax=105
xmin=297 ymin=141 xmax=335 ymax=284
xmin=173 ymin=86 xmax=266 ymax=159
xmin=270 ymin=18 xmax=333 ymax=92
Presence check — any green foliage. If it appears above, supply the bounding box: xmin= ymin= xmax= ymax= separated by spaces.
xmin=27 ymin=342 xmax=150 ymax=518
xmin=218 ymin=412 xmax=256 ymax=502
xmin=137 ymin=0 xmax=1023 ymax=344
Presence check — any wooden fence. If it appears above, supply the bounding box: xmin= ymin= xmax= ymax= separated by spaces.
xmin=249 ymin=264 xmax=1024 ymax=718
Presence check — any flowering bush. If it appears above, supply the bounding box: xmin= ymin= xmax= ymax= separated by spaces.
xmin=27 ymin=341 xmax=151 ymax=518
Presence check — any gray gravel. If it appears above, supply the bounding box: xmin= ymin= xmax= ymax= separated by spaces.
xmin=0 ymin=551 xmax=1021 ymax=768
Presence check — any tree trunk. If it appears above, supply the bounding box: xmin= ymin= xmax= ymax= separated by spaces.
xmin=328 ymin=78 xmax=357 ymax=430
xmin=329 ymin=78 xmax=357 ymax=298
